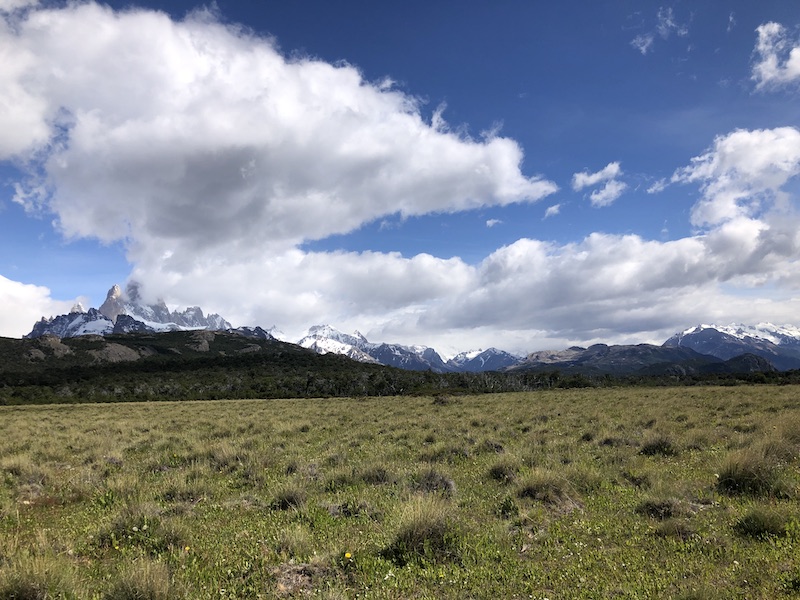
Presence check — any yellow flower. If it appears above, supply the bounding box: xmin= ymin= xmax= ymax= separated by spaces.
xmin=344 ymin=552 xmax=352 ymax=559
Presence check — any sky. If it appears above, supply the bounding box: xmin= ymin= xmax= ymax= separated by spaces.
xmin=2 ymin=0 xmax=800 ymax=356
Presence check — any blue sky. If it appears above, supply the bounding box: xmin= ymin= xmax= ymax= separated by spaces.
xmin=2 ymin=0 xmax=800 ymax=355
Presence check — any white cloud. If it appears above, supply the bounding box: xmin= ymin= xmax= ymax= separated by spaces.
xmin=656 ymin=7 xmax=688 ymax=39
xmin=2 ymin=2 xmax=556 ymax=256
xmin=589 ymin=180 xmax=628 ymax=207
xmin=752 ymin=22 xmax=800 ymax=89
xmin=0 ymin=275 xmax=77 ymax=338
xmin=572 ymin=162 xmax=626 ymax=207
xmin=572 ymin=162 xmax=622 ymax=190
xmin=544 ymin=204 xmax=561 ymax=218
xmin=672 ymin=127 xmax=800 ymax=227
xmin=486 ymin=219 xmax=502 ymax=228
xmin=0 ymin=0 xmax=37 ymax=12
xmin=647 ymin=178 xmax=667 ymax=194
xmin=3 ymin=4 xmax=800 ymax=356
xmin=630 ymin=7 xmax=688 ymax=55
xmin=631 ymin=34 xmax=654 ymax=55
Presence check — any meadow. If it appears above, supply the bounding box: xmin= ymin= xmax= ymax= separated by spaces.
xmin=0 ymin=386 xmax=798 ymax=599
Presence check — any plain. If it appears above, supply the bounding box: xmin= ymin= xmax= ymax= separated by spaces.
xmin=0 ymin=387 xmax=798 ymax=599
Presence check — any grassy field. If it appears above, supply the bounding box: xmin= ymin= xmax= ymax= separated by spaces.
xmin=0 ymin=386 xmax=798 ymax=599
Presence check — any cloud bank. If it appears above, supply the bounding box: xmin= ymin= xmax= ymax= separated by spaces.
xmin=2 ymin=4 xmax=800 ymax=355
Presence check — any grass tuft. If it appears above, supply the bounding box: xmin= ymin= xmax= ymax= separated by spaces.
xmin=103 ymin=560 xmax=175 ymax=600
xmin=381 ymin=497 xmax=463 ymax=566
xmin=487 ymin=457 xmax=520 ymax=484
xmin=733 ymin=506 xmax=792 ymax=539
xmin=516 ymin=469 xmax=582 ymax=512
xmin=411 ymin=468 xmax=457 ymax=497
xmin=716 ymin=448 xmax=785 ymax=497
xmin=271 ymin=484 xmax=307 ymax=510
xmin=639 ymin=434 xmax=678 ymax=457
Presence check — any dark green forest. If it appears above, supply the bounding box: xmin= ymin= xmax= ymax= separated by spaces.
xmin=2 ymin=331 xmax=799 ymax=405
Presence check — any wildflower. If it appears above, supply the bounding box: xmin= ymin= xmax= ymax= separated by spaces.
xmin=344 ymin=552 xmax=352 ymax=559
xmin=185 ymin=546 xmax=191 ymax=552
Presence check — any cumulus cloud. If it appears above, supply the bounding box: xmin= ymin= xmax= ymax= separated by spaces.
xmin=486 ymin=219 xmax=502 ymax=228
xmin=672 ymin=127 xmax=800 ymax=227
xmin=572 ymin=162 xmax=627 ymax=207
xmin=2 ymin=2 xmax=556 ymax=255
xmin=752 ymin=22 xmax=800 ymax=89
xmin=0 ymin=0 xmax=37 ymax=12
xmin=572 ymin=162 xmax=622 ymax=190
xmin=589 ymin=180 xmax=627 ymax=207
xmin=3 ymin=3 xmax=800 ymax=355
xmin=0 ymin=275 xmax=77 ymax=338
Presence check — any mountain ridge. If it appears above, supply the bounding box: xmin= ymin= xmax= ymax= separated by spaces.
xmin=20 ymin=286 xmax=800 ymax=374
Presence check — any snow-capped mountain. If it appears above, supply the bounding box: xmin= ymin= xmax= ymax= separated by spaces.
xmin=297 ymin=325 xmax=455 ymax=372
xmin=26 ymin=283 xmax=232 ymax=339
xmin=663 ymin=323 xmax=800 ymax=370
xmin=99 ymin=283 xmax=231 ymax=331
xmin=446 ymin=348 xmax=522 ymax=372
xmin=26 ymin=308 xmax=114 ymax=339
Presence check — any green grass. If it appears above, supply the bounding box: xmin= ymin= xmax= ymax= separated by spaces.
xmin=0 ymin=387 xmax=798 ymax=598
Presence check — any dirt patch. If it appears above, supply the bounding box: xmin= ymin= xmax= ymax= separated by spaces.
xmin=272 ymin=562 xmax=327 ymax=597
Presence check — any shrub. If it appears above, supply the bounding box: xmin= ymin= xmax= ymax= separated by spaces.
xmin=639 ymin=434 xmax=678 ymax=457
xmin=733 ymin=507 xmax=791 ymax=539
xmin=381 ymin=497 xmax=463 ymax=566
xmin=271 ymin=484 xmax=307 ymax=510
xmin=411 ymin=468 xmax=456 ymax=497
xmin=635 ymin=498 xmax=680 ymax=520
xmin=103 ymin=560 xmax=174 ymax=600
xmin=516 ymin=469 xmax=582 ymax=512
xmin=359 ymin=463 xmax=397 ymax=485
xmin=653 ymin=519 xmax=696 ymax=541
xmin=716 ymin=449 xmax=785 ymax=497
xmin=488 ymin=458 xmax=520 ymax=484
xmin=0 ymin=556 xmax=78 ymax=600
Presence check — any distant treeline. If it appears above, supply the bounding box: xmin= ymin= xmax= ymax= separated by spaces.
xmin=2 ymin=346 xmax=800 ymax=405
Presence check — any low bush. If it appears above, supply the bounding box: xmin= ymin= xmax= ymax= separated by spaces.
xmin=716 ymin=449 xmax=785 ymax=497
xmin=103 ymin=560 xmax=175 ymax=600
xmin=639 ymin=434 xmax=678 ymax=457
xmin=733 ymin=507 xmax=791 ymax=539
xmin=411 ymin=468 xmax=456 ymax=497
xmin=381 ymin=497 xmax=463 ymax=566
xmin=516 ymin=469 xmax=582 ymax=512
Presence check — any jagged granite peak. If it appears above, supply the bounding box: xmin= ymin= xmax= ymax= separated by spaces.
xmin=26 ymin=282 xmax=232 ymax=339
xmin=98 ymin=284 xmax=126 ymax=321
xmin=97 ymin=281 xmax=232 ymax=331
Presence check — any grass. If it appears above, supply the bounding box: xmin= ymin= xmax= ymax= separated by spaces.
xmin=0 ymin=386 xmax=797 ymax=598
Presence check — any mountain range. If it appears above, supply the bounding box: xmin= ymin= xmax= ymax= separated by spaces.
xmin=20 ymin=284 xmax=800 ymax=375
